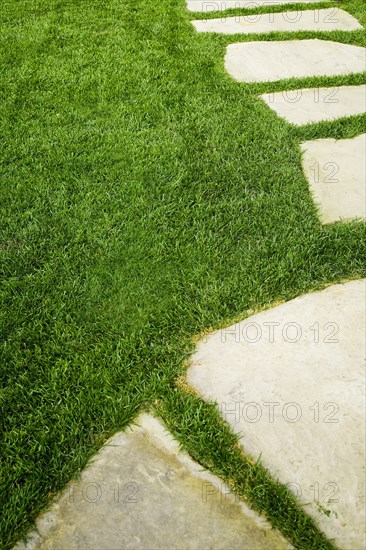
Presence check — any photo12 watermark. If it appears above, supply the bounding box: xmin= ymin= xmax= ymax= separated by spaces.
xmin=266 ymin=87 xmax=340 ymax=105
xmin=221 ymin=7 xmax=340 ymax=24
xmin=201 ymin=481 xmax=241 ymax=503
xmin=68 ymin=481 xmax=140 ymax=505
xmin=212 ymin=320 xmax=340 ymax=344
xmin=219 ymin=401 xmax=340 ymax=424
xmin=201 ymin=480 xmax=340 ymax=511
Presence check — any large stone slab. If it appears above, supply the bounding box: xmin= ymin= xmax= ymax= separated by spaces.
xmin=261 ymin=84 xmax=366 ymax=125
xmin=188 ymin=280 xmax=366 ymax=549
xmin=187 ymin=0 xmax=329 ymax=13
xmin=192 ymin=9 xmax=362 ymax=34
xmin=225 ymin=40 xmax=366 ymax=82
xmin=301 ymin=133 xmax=366 ymax=223
xmin=16 ymin=414 xmax=289 ymax=550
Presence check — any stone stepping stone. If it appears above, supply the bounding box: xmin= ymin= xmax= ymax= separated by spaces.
xmin=188 ymin=280 xmax=366 ymax=549
xmin=187 ymin=0 xmax=329 ymax=13
xmin=192 ymin=8 xmax=362 ymax=34
xmin=261 ymin=84 xmax=366 ymax=125
xmin=225 ymin=39 xmax=366 ymax=82
xmin=301 ymin=133 xmax=365 ymax=224
xmin=16 ymin=414 xmax=289 ymax=550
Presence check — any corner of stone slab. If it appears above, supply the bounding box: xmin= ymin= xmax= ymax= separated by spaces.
xmin=175 ymin=372 xmax=201 ymax=397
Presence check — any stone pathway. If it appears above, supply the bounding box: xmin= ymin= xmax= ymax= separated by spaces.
xmin=188 ymin=280 xmax=366 ymax=549
xmin=209 ymin=3 xmax=365 ymax=224
xmin=187 ymin=2 xmax=366 ymax=548
xmin=192 ymin=9 xmax=362 ymax=34
xmin=301 ymin=134 xmax=366 ymax=223
xmin=16 ymin=2 xmax=365 ymax=549
xmin=16 ymin=414 xmax=289 ymax=550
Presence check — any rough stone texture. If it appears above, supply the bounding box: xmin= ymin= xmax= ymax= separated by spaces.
xmin=225 ymin=40 xmax=366 ymax=82
xmin=188 ymin=280 xmax=366 ymax=550
xmin=301 ymin=133 xmax=366 ymax=224
xmin=187 ymin=0 xmax=328 ymax=13
xmin=192 ymin=9 xmax=362 ymax=34
xmin=261 ymin=84 xmax=366 ymax=125
xmin=16 ymin=414 xmax=289 ymax=550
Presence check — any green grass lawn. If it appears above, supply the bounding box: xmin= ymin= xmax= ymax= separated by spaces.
xmin=1 ymin=0 xmax=365 ymax=548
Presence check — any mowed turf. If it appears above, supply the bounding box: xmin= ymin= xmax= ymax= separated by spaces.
xmin=1 ymin=0 xmax=365 ymax=548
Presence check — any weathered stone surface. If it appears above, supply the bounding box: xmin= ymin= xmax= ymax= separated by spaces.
xmin=192 ymin=9 xmax=362 ymax=34
xmin=187 ymin=0 xmax=328 ymax=13
xmin=261 ymin=84 xmax=366 ymax=125
xmin=16 ymin=414 xmax=289 ymax=550
xmin=188 ymin=280 xmax=366 ymax=549
xmin=301 ymin=133 xmax=366 ymax=223
xmin=225 ymin=40 xmax=366 ymax=82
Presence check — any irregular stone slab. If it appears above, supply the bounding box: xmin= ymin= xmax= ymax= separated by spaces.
xmin=301 ymin=133 xmax=366 ymax=223
xmin=192 ymin=9 xmax=362 ymax=34
xmin=225 ymin=40 xmax=366 ymax=82
xmin=16 ymin=414 xmax=289 ymax=550
xmin=261 ymin=84 xmax=366 ymax=125
xmin=187 ymin=0 xmax=328 ymax=13
xmin=188 ymin=280 xmax=366 ymax=549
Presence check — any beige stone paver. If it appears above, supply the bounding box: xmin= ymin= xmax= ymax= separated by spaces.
xmin=188 ymin=280 xmax=366 ymax=549
xmin=16 ymin=414 xmax=289 ymax=550
xmin=187 ymin=0 xmax=328 ymax=13
xmin=301 ymin=133 xmax=366 ymax=223
xmin=192 ymin=8 xmax=362 ymax=34
xmin=225 ymin=40 xmax=366 ymax=82
xmin=261 ymin=84 xmax=366 ymax=125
